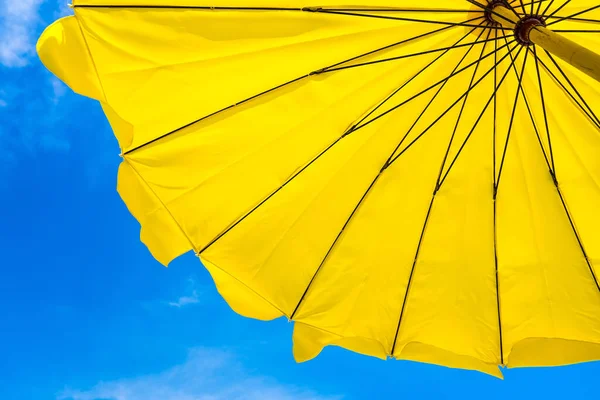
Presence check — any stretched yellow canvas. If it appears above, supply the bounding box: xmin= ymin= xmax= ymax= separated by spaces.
xmin=38 ymin=0 xmax=600 ymax=377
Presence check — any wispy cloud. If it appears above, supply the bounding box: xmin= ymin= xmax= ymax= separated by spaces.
xmin=167 ymin=278 xmax=201 ymax=308
xmin=168 ymin=290 xmax=200 ymax=308
xmin=0 ymin=0 xmax=43 ymax=67
xmin=58 ymin=347 xmax=343 ymax=400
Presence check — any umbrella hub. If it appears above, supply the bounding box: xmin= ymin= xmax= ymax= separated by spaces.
xmin=513 ymin=15 xmax=546 ymax=46
xmin=484 ymin=0 xmax=546 ymax=46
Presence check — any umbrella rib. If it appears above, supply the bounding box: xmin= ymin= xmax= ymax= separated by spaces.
xmin=533 ymin=46 xmax=557 ymax=176
xmin=467 ymin=0 xmax=521 ymax=21
xmin=73 ymin=4 xmax=302 ymax=9
xmin=496 ymin=49 xmax=530 ymax=197
xmin=545 ymin=0 xmax=571 ymax=20
xmin=313 ymin=10 xmax=503 ymax=30
xmin=385 ymin=42 xmax=519 ymax=168
xmin=390 ymin=44 xmax=524 ymax=357
xmin=312 ymin=8 xmax=477 ymax=13
xmin=288 ymin=28 xmax=489 ymax=321
xmin=535 ymin=0 xmax=546 ymax=16
xmin=352 ymin=39 xmax=514 ymax=137
xmin=350 ymin=24 xmax=485 ymax=135
xmin=533 ymin=50 xmax=600 ymax=129
xmin=382 ymin=29 xmax=492 ymax=168
xmin=553 ymin=29 xmax=600 ymax=32
xmin=438 ymin=45 xmax=528 ymax=193
xmin=543 ymin=50 xmax=600 ymax=126
xmin=499 ymin=46 xmax=600 ymax=296
xmin=518 ymin=0 xmax=527 ymax=16
xmin=541 ymin=0 xmax=556 ymax=17
xmin=434 ymin=29 xmax=492 ymax=192
xmin=547 ymin=3 xmax=600 ymax=26
xmin=320 ymin=16 xmax=485 ymax=72
xmin=71 ymin=4 xmax=473 ymax=13
xmin=196 ymin=21 xmax=486 ymax=256
xmin=545 ymin=16 xmax=600 ymax=23
xmin=324 ymin=35 xmax=509 ymax=73
xmin=122 ymin=16 xmax=483 ymax=156
xmin=510 ymin=0 xmax=546 ymax=15
xmin=496 ymin=37 xmax=553 ymax=176
xmin=508 ymin=0 xmax=545 ymax=14
xmin=555 ymin=190 xmax=600 ymax=293
xmin=492 ymin=28 xmax=505 ymax=366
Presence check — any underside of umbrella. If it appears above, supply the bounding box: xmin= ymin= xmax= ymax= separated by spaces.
xmin=38 ymin=0 xmax=600 ymax=377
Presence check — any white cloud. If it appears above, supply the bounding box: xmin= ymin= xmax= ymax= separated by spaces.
xmin=50 ymin=76 xmax=68 ymax=104
xmin=168 ymin=290 xmax=200 ymax=308
xmin=167 ymin=278 xmax=202 ymax=308
xmin=0 ymin=0 xmax=43 ymax=67
xmin=58 ymin=348 xmax=343 ymax=400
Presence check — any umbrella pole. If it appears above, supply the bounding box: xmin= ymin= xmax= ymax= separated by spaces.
xmin=490 ymin=5 xmax=600 ymax=83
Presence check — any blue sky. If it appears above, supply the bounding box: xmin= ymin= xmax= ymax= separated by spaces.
xmin=1 ymin=1 xmax=599 ymax=399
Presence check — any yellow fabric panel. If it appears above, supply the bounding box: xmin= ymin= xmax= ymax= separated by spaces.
xmin=72 ymin=0 xmax=469 ymax=9
xmin=125 ymin=27 xmax=468 ymax=265
xmin=509 ymin=338 xmax=600 ymax=368
xmin=201 ymin=257 xmax=283 ymax=320
xmin=293 ymin=323 xmax=388 ymax=362
xmin=393 ymin=52 xmax=500 ymax=372
xmin=117 ymin=161 xmax=192 ymax=264
xmin=523 ymin=49 xmax=600 ymax=280
xmin=495 ymin=53 xmax=600 ymax=366
xmin=200 ymin=73 xmax=443 ymax=317
xmin=36 ymin=0 xmax=600 ymax=377
xmin=36 ymin=16 xmax=106 ymax=102
xmin=292 ymin=41 xmax=493 ymax=370
xmin=71 ymin=6 xmax=471 ymax=152
xmin=399 ymin=342 xmax=502 ymax=378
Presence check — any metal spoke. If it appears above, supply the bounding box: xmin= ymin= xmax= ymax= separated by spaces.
xmin=546 ymin=0 xmax=571 ymax=20
xmin=553 ymin=29 xmax=600 ymax=33
xmin=386 ymin=43 xmax=519 ymax=168
xmin=315 ymin=9 xmax=507 ymax=29
xmin=496 ymin=50 xmax=530 ymax=196
xmin=467 ymin=0 xmax=522 ymax=22
xmin=544 ymin=15 xmax=600 ymax=23
xmin=518 ymin=0 xmax=527 ymax=15
xmin=438 ymin=47 xmax=527 ymax=190
xmin=498 ymin=39 xmax=553 ymax=176
xmin=391 ymin=38 xmax=522 ymax=357
xmin=554 ymin=190 xmax=600 ymax=294
xmin=317 ymin=8 xmax=477 ymax=13
xmin=534 ymin=46 xmax=557 ymax=177
xmin=532 ymin=50 xmax=600 ymax=129
xmin=435 ymin=29 xmax=492 ymax=191
xmin=288 ymin=25 xmax=490 ymax=322
xmin=491 ymin=26 xmax=504 ymax=367
xmin=541 ymin=0 xmax=556 ymax=17
xmin=353 ymin=40 xmax=515 ymax=135
xmin=123 ymin=16 xmax=484 ymax=155
xmin=195 ymin=21 xmax=487 ymax=255
xmin=535 ymin=0 xmax=547 ymax=16
xmin=324 ymin=35 xmax=510 ymax=73
xmin=547 ymin=4 xmax=600 ymax=26
xmin=351 ymin=24 xmax=485 ymax=133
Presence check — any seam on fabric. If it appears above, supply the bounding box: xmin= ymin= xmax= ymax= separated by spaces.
xmin=74 ymin=10 xmax=109 ymax=104
xmin=124 ymin=158 xmax=198 ymax=254
xmin=199 ymin=254 xmax=288 ymax=317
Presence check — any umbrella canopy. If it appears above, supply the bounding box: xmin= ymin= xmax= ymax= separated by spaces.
xmin=37 ymin=0 xmax=600 ymax=377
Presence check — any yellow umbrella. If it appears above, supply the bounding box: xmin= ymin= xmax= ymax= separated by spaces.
xmin=37 ymin=0 xmax=600 ymax=377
